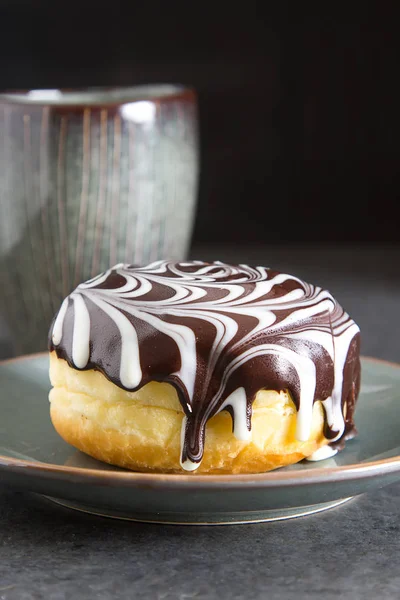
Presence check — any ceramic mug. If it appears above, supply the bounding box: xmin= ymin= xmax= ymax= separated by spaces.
xmin=0 ymin=86 xmax=199 ymax=355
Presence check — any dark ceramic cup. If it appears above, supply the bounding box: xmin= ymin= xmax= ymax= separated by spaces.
xmin=0 ymin=86 xmax=199 ymax=355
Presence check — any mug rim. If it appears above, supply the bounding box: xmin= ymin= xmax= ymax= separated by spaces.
xmin=0 ymin=85 xmax=196 ymax=106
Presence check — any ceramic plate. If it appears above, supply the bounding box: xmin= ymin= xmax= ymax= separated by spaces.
xmin=0 ymin=353 xmax=399 ymax=525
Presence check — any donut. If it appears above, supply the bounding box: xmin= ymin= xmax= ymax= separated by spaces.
xmin=48 ymin=261 xmax=361 ymax=474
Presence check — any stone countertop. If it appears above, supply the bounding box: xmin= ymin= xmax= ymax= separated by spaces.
xmin=0 ymin=483 xmax=399 ymax=600
xmin=0 ymin=243 xmax=399 ymax=599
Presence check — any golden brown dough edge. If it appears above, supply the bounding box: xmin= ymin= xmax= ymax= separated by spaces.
xmin=49 ymin=353 xmax=330 ymax=474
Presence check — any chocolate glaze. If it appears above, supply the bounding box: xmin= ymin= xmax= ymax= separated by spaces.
xmin=49 ymin=261 xmax=361 ymax=470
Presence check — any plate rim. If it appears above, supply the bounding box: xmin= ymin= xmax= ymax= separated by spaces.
xmin=1 ymin=352 xmax=399 ymax=490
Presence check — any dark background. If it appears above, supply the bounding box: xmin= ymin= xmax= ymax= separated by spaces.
xmin=1 ymin=2 xmax=399 ymax=244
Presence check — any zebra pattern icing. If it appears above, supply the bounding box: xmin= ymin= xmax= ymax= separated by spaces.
xmin=49 ymin=261 xmax=361 ymax=470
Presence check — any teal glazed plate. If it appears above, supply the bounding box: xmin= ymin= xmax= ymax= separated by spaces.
xmin=0 ymin=354 xmax=399 ymax=525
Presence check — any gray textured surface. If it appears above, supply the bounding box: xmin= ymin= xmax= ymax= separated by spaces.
xmin=0 ymin=485 xmax=399 ymax=600
xmin=0 ymin=243 xmax=399 ymax=599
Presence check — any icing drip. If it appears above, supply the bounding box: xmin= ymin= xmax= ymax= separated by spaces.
xmin=306 ymin=445 xmax=338 ymax=462
xmin=49 ymin=261 xmax=361 ymax=471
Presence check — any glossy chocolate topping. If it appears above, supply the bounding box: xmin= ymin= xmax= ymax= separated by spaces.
xmin=49 ymin=261 xmax=361 ymax=470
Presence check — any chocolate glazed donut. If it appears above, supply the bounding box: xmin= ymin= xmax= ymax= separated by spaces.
xmin=49 ymin=261 xmax=361 ymax=471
